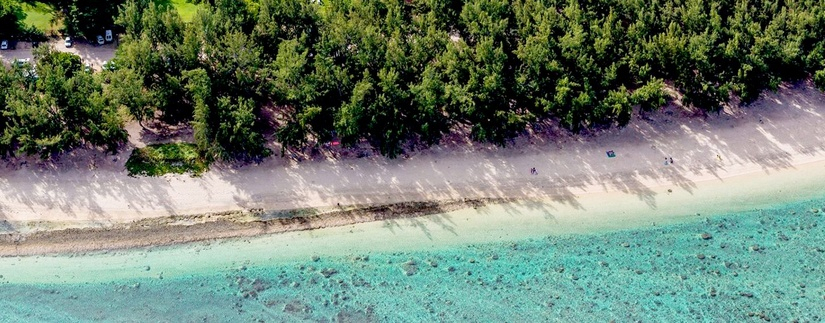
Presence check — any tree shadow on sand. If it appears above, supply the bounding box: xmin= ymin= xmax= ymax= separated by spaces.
xmin=1 ymin=82 xmax=822 ymax=243
xmin=215 ymin=82 xmax=825 ymax=239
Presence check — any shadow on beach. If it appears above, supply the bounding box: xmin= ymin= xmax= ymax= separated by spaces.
xmin=0 ymin=82 xmax=822 ymax=241
xmin=216 ymin=82 xmax=825 ymax=234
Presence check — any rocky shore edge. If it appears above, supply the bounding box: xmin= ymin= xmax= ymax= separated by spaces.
xmin=0 ymin=198 xmax=507 ymax=256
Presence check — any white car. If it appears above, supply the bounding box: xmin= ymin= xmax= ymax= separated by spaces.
xmin=96 ymin=35 xmax=104 ymax=45
xmin=14 ymin=58 xmax=30 ymax=67
xmin=0 ymin=40 xmax=8 ymax=50
xmin=102 ymin=60 xmax=116 ymax=71
xmin=105 ymin=30 xmax=113 ymax=42
xmin=64 ymin=37 xmax=72 ymax=47
xmin=84 ymin=62 xmax=92 ymax=73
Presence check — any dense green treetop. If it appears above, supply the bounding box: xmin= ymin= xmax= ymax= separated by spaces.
xmin=4 ymin=0 xmax=825 ymax=160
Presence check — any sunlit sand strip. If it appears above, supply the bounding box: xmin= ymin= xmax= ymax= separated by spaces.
xmin=0 ymin=156 xmax=822 ymax=284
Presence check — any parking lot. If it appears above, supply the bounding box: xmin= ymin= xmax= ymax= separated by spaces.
xmin=0 ymin=38 xmax=117 ymax=71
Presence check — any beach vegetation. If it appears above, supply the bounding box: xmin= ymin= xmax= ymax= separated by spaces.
xmin=125 ymin=143 xmax=210 ymax=176
xmin=4 ymin=0 xmax=825 ymax=162
xmin=106 ymin=0 xmax=825 ymax=160
xmin=0 ymin=46 xmax=126 ymax=158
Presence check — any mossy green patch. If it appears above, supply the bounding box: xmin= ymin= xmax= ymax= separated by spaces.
xmin=154 ymin=0 xmax=200 ymax=22
xmin=21 ymin=2 xmax=57 ymax=35
xmin=126 ymin=143 xmax=210 ymax=177
xmin=172 ymin=0 xmax=200 ymax=22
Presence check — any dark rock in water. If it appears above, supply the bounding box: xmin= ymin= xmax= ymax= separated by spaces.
xmin=699 ymin=233 xmax=713 ymax=240
xmin=334 ymin=307 xmax=374 ymax=322
xmin=352 ymin=255 xmax=369 ymax=262
xmin=283 ymin=300 xmax=312 ymax=314
xmin=320 ymin=268 xmax=338 ymax=278
xmin=251 ymin=279 xmax=269 ymax=292
xmin=747 ymin=311 xmax=770 ymax=321
xmin=401 ymin=260 xmax=418 ymax=276
xmin=739 ymin=291 xmax=754 ymax=298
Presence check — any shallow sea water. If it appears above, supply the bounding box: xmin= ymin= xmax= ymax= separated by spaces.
xmin=0 ymin=197 xmax=824 ymax=322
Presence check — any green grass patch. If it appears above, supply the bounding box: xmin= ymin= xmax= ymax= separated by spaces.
xmin=21 ymin=2 xmax=57 ymax=35
xmin=172 ymin=0 xmax=200 ymax=22
xmin=155 ymin=0 xmax=201 ymax=22
xmin=126 ymin=143 xmax=210 ymax=177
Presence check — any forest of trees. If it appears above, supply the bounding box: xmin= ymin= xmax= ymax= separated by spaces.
xmin=3 ymin=0 xmax=825 ymax=160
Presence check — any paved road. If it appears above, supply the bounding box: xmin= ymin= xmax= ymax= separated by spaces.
xmin=0 ymin=38 xmax=116 ymax=71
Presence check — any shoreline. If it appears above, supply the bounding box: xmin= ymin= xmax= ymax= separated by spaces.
xmin=0 ymin=84 xmax=825 ymax=256
xmin=2 ymin=156 xmax=824 ymax=257
xmin=0 ymin=159 xmax=822 ymax=283
xmin=0 ymin=199 xmax=505 ymax=256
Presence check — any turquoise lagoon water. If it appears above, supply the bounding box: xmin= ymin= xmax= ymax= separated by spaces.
xmin=0 ymin=198 xmax=824 ymax=322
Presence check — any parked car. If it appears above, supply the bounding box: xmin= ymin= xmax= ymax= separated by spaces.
xmin=102 ymin=60 xmax=116 ymax=71
xmin=13 ymin=58 xmax=37 ymax=79
xmin=96 ymin=35 xmax=104 ymax=45
xmin=13 ymin=58 xmax=30 ymax=67
xmin=84 ymin=62 xmax=92 ymax=73
xmin=64 ymin=37 xmax=72 ymax=47
xmin=105 ymin=30 xmax=113 ymax=42
xmin=0 ymin=40 xmax=8 ymax=50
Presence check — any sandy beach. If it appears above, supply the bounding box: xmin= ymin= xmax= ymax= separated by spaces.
xmin=0 ymin=83 xmax=824 ymax=255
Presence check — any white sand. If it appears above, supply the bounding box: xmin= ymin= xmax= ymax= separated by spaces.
xmin=0 ymin=83 xmax=824 ymax=235
xmin=1 ymin=159 xmax=823 ymax=284
xmin=1 ymin=83 xmax=825 ymax=283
